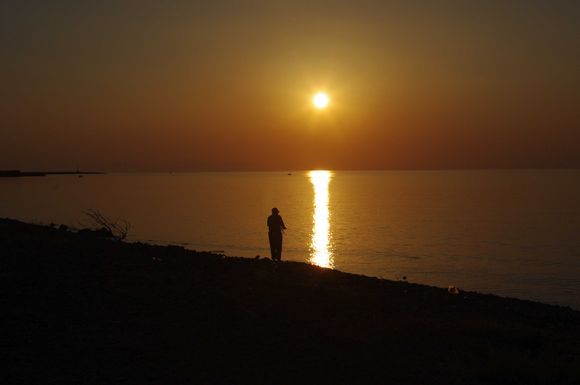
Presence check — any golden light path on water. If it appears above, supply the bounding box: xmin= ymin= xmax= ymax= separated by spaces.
xmin=308 ymin=170 xmax=334 ymax=268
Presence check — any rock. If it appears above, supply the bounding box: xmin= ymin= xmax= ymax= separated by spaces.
xmin=77 ymin=227 xmax=114 ymax=238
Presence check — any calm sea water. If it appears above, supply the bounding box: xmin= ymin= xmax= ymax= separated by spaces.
xmin=1 ymin=170 xmax=579 ymax=309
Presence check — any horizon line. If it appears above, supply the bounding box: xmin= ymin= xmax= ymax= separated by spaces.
xmin=6 ymin=167 xmax=580 ymax=174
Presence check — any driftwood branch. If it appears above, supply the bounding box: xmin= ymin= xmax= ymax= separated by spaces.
xmin=83 ymin=209 xmax=131 ymax=241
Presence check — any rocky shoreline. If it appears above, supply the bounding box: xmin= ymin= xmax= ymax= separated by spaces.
xmin=2 ymin=217 xmax=579 ymax=384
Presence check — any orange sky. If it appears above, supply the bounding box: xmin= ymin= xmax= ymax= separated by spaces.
xmin=1 ymin=1 xmax=578 ymax=171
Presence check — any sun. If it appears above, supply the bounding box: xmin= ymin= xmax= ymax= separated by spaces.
xmin=312 ymin=92 xmax=330 ymax=109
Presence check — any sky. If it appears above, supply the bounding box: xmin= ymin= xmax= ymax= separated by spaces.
xmin=1 ymin=0 xmax=579 ymax=171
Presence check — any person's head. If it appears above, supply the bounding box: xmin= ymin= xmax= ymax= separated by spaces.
xmin=271 ymin=207 xmax=279 ymax=215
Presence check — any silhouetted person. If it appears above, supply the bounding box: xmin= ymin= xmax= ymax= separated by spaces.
xmin=267 ymin=207 xmax=286 ymax=261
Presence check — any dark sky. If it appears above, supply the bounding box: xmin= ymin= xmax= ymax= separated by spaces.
xmin=1 ymin=0 xmax=579 ymax=171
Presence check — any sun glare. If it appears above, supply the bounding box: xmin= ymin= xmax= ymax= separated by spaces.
xmin=308 ymin=170 xmax=333 ymax=268
xmin=312 ymin=92 xmax=330 ymax=109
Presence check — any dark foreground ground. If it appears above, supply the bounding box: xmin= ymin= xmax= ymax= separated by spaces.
xmin=1 ymin=218 xmax=579 ymax=385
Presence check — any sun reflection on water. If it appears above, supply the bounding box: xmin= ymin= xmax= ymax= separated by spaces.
xmin=308 ymin=170 xmax=333 ymax=268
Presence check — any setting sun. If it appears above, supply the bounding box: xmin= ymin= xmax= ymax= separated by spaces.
xmin=312 ymin=92 xmax=330 ymax=109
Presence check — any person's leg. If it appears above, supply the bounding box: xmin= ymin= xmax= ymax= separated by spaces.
xmin=278 ymin=235 xmax=283 ymax=260
xmin=273 ymin=233 xmax=282 ymax=261
xmin=269 ymin=232 xmax=281 ymax=261
xmin=268 ymin=232 xmax=276 ymax=259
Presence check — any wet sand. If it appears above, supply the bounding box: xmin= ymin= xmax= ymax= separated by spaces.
xmin=2 ymin=218 xmax=579 ymax=384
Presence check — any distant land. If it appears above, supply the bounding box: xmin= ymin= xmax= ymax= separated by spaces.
xmin=0 ymin=170 xmax=105 ymax=178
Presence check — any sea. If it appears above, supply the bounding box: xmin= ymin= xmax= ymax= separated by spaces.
xmin=1 ymin=170 xmax=579 ymax=309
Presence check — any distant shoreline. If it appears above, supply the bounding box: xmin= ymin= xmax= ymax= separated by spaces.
xmin=0 ymin=170 xmax=105 ymax=177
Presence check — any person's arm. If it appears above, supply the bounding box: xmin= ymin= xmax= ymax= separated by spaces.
xmin=280 ymin=217 xmax=287 ymax=230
